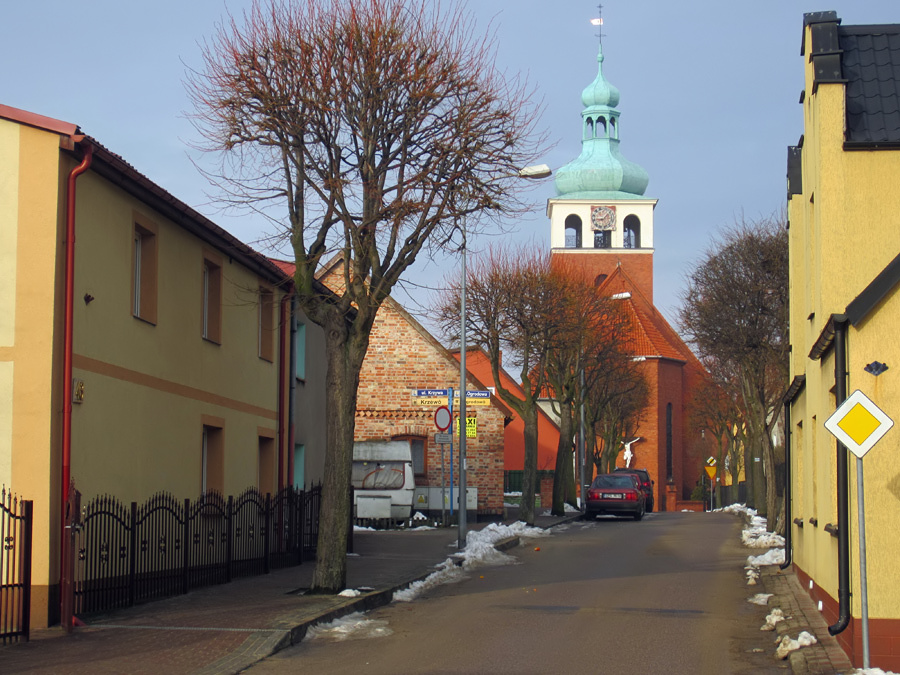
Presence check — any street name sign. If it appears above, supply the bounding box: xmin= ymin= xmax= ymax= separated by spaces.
xmin=434 ymin=433 xmax=453 ymax=444
xmin=824 ymin=389 xmax=894 ymax=459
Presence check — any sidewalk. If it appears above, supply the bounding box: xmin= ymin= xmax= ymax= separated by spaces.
xmin=0 ymin=513 xmax=578 ymax=675
xmin=757 ymin=565 xmax=855 ymax=674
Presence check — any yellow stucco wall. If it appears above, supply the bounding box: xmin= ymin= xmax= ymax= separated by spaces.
xmin=2 ymin=116 xmax=290 ymax=627
xmin=788 ymin=23 xmax=900 ymax=622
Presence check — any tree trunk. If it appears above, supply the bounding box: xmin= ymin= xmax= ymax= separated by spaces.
xmin=519 ymin=407 xmax=539 ymax=526
xmin=552 ymin=405 xmax=574 ymax=516
xmin=310 ymin=311 xmax=369 ymax=593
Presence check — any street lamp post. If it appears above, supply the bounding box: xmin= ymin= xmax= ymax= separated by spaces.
xmin=457 ymin=164 xmax=551 ymax=551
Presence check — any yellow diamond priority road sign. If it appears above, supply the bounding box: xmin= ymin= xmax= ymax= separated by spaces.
xmin=824 ymin=389 xmax=894 ymax=459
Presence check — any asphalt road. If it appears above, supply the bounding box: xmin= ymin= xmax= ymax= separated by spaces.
xmin=244 ymin=512 xmax=789 ymax=675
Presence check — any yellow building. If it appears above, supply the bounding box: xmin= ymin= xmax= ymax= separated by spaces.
xmin=786 ymin=13 xmax=900 ymax=671
xmin=0 ymin=104 xmax=296 ymax=628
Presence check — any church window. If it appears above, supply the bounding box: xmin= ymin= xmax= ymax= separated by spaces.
xmin=594 ymin=230 xmax=611 ymax=249
xmin=565 ymin=215 xmax=582 ymax=248
xmin=623 ymin=215 xmax=641 ymax=248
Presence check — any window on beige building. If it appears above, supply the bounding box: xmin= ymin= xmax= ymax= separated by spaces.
xmin=258 ymin=434 xmax=276 ymax=496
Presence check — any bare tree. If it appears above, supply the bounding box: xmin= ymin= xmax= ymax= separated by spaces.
xmin=679 ymin=215 xmax=788 ymax=531
xmin=543 ymin=273 xmax=639 ymax=514
xmin=187 ymin=0 xmax=544 ymax=591
xmin=590 ymin=362 xmax=649 ymax=476
xmin=436 ymin=247 xmax=564 ymax=525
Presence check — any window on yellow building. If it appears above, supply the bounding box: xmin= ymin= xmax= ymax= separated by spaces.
xmin=258 ymin=286 xmax=275 ymax=362
xmin=132 ymin=217 xmax=158 ymax=324
xmin=202 ymin=253 xmax=222 ymax=343
xmin=258 ymin=434 xmax=276 ymax=496
xmin=201 ymin=424 xmax=224 ymax=496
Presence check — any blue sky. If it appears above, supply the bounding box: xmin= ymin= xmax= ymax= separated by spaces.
xmin=3 ymin=1 xmax=897 ymax=328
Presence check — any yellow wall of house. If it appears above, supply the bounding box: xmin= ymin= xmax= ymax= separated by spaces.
xmin=67 ymin=169 xmax=283 ymax=502
xmin=788 ymin=23 xmax=900 ymax=620
xmin=0 ymin=120 xmax=66 ymax=627
xmin=2 ymin=117 xmax=289 ymax=627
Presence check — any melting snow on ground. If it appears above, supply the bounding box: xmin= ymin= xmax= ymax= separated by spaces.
xmin=747 ymin=593 xmax=772 ymax=606
xmin=852 ymin=670 xmax=900 ymax=675
xmin=775 ymin=630 xmax=817 ymax=659
xmin=305 ymin=612 xmax=393 ymax=642
xmin=393 ymin=521 xmax=548 ymax=603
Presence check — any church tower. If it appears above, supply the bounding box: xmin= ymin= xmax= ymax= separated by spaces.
xmin=548 ymin=37 xmax=658 ymax=301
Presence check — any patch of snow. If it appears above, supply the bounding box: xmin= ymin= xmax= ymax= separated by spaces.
xmin=775 ymin=631 xmax=817 ymax=659
xmin=413 ymin=511 xmax=428 ymax=521
xmin=353 ymin=525 xmax=375 ymax=531
xmin=504 ymin=491 xmax=522 ymax=497
xmin=748 ymin=593 xmax=773 ymax=605
xmin=408 ymin=525 xmax=436 ymax=531
xmin=851 ymin=669 xmax=900 ymax=675
xmin=761 ymin=608 xmax=786 ymax=631
xmin=338 ymin=589 xmax=361 ymax=598
xmin=747 ymin=548 xmax=785 ymax=567
xmin=393 ymin=521 xmax=549 ymax=603
xmin=305 ymin=612 xmax=392 ymax=642
xmin=745 ymin=566 xmax=760 ymax=585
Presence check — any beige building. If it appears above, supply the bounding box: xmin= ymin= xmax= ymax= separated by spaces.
xmin=785 ymin=13 xmax=900 ymax=670
xmin=1 ymin=104 xmax=297 ymax=627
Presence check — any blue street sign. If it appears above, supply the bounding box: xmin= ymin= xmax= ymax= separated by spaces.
xmin=415 ymin=389 xmax=449 ymax=397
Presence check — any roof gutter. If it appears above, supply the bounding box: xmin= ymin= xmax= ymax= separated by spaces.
xmin=828 ymin=317 xmax=851 ymax=636
xmin=780 ymin=375 xmax=805 ymax=570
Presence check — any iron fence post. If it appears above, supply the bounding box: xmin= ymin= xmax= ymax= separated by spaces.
xmin=263 ymin=493 xmax=271 ymax=575
xmin=182 ymin=498 xmax=190 ymax=595
xmin=128 ymin=502 xmax=137 ymax=607
xmin=347 ymin=486 xmax=354 ymax=554
xmin=226 ymin=495 xmax=233 ymax=584
xmin=21 ymin=500 xmax=33 ymax=642
xmin=298 ymin=487 xmax=306 ymax=564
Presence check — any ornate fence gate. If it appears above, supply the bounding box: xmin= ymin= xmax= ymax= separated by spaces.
xmin=0 ymin=487 xmax=33 ymax=644
xmin=73 ymin=484 xmax=321 ymax=616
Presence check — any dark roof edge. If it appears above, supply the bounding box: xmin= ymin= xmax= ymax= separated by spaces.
xmin=76 ymin=138 xmax=290 ymax=288
xmin=843 ymin=141 xmax=900 ymax=151
xmin=846 ymin=251 xmax=900 ymax=326
xmin=783 ymin=375 xmax=807 ymax=406
xmin=839 ymin=24 xmax=900 ymax=35
xmin=802 ymin=11 xmax=840 ymax=55
xmin=809 ymin=314 xmax=848 ymax=361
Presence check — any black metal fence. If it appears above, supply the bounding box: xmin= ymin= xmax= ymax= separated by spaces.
xmin=1 ymin=487 xmax=32 ymax=644
xmin=73 ymin=484 xmax=321 ymax=616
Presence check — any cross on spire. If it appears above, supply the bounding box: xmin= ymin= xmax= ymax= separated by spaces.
xmin=592 ymin=3 xmax=606 ymax=45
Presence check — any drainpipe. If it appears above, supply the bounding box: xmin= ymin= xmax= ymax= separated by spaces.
xmin=780 ymin=398 xmax=792 ymax=569
xmin=287 ymin=296 xmax=297 ymax=489
xmin=277 ymin=292 xmax=291 ymax=491
xmin=829 ymin=316 xmax=851 ymax=636
xmin=60 ymin=141 xmax=92 ymax=627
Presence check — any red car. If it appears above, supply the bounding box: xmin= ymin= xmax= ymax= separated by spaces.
xmin=585 ymin=474 xmax=646 ymax=521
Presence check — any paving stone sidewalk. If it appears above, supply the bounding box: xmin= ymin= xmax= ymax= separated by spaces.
xmin=757 ymin=565 xmax=855 ymax=674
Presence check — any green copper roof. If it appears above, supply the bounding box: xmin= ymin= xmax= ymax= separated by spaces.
xmin=554 ymin=40 xmax=649 ymax=199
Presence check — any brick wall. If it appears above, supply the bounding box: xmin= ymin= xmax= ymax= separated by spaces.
xmin=350 ymin=297 xmax=506 ymax=515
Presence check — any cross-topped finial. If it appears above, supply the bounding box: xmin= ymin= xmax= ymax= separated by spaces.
xmin=590 ymin=4 xmax=606 ymax=46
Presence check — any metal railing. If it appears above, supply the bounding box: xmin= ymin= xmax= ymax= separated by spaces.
xmin=73 ymin=484 xmax=321 ymax=616
xmin=0 ymin=486 xmax=32 ymax=644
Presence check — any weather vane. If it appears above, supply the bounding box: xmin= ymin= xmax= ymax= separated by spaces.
xmin=590 ymin=4 xmax=605 ymax=45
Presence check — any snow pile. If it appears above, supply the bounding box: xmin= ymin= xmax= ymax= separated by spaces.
xmin=748 ymin=548 xmax=785 ymax=567
xmin=760 ymin=608 xmax=786 ymax=631
xmin=305 ymin=612 xmax=393 ymax=642
xmin=745 ymin=566 xmax=760 ymax=585
xmin=742 ymin=512 xmax=785 ymax=549
xmin=338 ymin=588 xmax=361 ymax=598
xmin=413 ymin=511 xmax=428 ymax=521
xmin=747 ymin=593 xmax=773 ymax=606
xmin=540 ymin=503 xmax=580 ymax=516
xmin=393 ymin=521 xmax=548 ymax=603
xmin=774 ymin=631 xmax=817 ymax=659
xmin=851 ymin=669 xmax=900 ymax=675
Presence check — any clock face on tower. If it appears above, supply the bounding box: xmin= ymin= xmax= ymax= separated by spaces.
xmin=590 ymin=205 xmax=616 ymax=231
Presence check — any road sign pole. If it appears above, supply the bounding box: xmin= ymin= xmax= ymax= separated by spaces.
xmin=448 ymin=387 xmax=454 ymax=516
xmin=856 ymin=456 xmax=870 ymax=668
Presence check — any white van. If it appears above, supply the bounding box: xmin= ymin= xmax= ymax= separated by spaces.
xmin=351 ymin=440 xmax=415 ymax=521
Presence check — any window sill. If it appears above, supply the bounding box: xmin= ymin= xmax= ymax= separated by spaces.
xmin=133 ymin=314 xmax=157 ymax=326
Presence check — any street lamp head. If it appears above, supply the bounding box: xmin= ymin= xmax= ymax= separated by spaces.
xmin=517 ymin=164 xmax=552 ymax=179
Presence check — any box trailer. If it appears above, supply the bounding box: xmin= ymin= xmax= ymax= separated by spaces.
xmin=351 ymin=440 xmax=415 ymax=521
